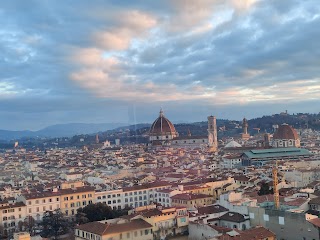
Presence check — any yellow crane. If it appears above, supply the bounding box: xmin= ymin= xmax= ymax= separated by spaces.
xmin=273 ymin=160 xmax=280 ymax=210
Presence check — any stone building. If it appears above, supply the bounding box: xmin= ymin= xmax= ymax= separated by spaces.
xmin=272 ymin=123 xmax=300 ymax=148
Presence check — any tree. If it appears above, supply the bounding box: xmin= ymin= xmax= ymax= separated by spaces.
xmin=40 ymin=209 xmax=69 ymax=239
xmin=23 ymin=216 xmax=37 ymax=236
xmin=76 ymin=203 xmax=116 ymax=223
xmin=75 ymin=211 xmax=89 ymax=225
xmin=258 ymin=182 xmax=274 ymax=196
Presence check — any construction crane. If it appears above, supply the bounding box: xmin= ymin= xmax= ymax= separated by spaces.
xmin=253 ymin=127 xmax=260 ymax=133
xmin=273 ymin=160 xmax=280 ymax=210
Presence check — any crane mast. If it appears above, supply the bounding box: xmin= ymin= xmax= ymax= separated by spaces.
xmin=273 ymin=160 xmax=279 ymax=210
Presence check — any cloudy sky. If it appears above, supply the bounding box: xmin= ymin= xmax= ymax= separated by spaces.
xmin=1 ymin=0 xmax=320 ymax=130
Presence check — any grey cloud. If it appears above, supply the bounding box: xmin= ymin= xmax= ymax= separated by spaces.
xmin=0 ymin=0 xmax=320 ymax=130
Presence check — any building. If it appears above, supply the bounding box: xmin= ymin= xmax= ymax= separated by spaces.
xmin=0 ymin=201 xmax=27 ymax=237
xmin=95 ymin=181 xmax=172 ymax=210
xmin=149 ymin=109 xmax=218 ymax=150
xmin=272 ymin=123 xmax=300 ymax=148
xmin=18 ymin=191 xmax=61 ymax=222
xmin=215 ymin=226 xmax=276 ymax=240
xmin=221 ymin=154 xmax=242 ymax=169
xmin=13 ymin=232 xmax=31 ymax=240
xmin=242 ymin=147 xmax=312 ymax=166
xmin=75 ymin=219 xmax=153 ymax=240
xmin=149 ymin=109 xmax=179 ymax=145
xmin=241 ymin=118 xmax=250 ymax=140
xmin=171 ymin=193 xmax=214 ymax=209
xmin=59 ymin=185 xmax=95 ymax=220
xmin=130 ymin=205 xmax=189 ymax=239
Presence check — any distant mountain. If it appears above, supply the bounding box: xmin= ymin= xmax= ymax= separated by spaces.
xmin=0 ymin=130 xmax=35 ymax=141
xmin=248 ymin=113 xmax=320 ymax=132
xmin=0 ymin=123 xmax=126 ymax=140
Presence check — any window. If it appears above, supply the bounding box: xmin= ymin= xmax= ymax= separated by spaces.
xmin=70 ymin=196 xmax=74 ymax=200
xmin=35 ymin=200 xmax=39 ymax=204
xmin=42 ymin=199 xmax=46 ymax=203
xmin=145 ymin=229 xmax=149 ymax=235
xmin=127 ymin=233 xmax=130 ymax=238
xmin=49 ymin=198 xmax=52 ymax=202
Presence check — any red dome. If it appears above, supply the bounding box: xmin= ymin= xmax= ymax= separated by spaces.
xmin=273 ymin=124 xmax=299 ymax=140
xmin=149 ymin=109 xmax=177 ymax=136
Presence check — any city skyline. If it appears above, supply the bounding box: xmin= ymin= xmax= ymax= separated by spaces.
xmin=1 ymin=0 xmax=320 ymax=130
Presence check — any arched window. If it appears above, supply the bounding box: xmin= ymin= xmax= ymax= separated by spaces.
xmin=242 ymin=224 xmax=246 ymax=230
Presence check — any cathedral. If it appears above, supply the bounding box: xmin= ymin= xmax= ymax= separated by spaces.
xmin=272 ymin=123 xmax=300 ymax=148
xmin=148 ymin=109 xmax=218 ymax=151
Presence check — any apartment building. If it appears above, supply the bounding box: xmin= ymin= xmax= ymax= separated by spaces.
xmin=0 ymin=201 xmax=26 ymax=237
xmin=95 ymin=181 xmax=172 ymax=210
xmin=75 ymin=219 xmax=153 ymax=240
xmin=129 ymin=205 xmax=189 ymax=239
xmin=171 ymin=193 xmax=214 ymax=209
xmin=60 ymin=186 xmax=95 ymax=220
xmin=17 ymin=191 xmax=61 ymax=221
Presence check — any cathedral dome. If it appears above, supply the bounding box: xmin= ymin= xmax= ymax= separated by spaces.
xmin=149 ymin=109 xmax=177 ymax=136
xmin=273 ymin=124 xmax=299 ymax=140
xmin=225 ymin=140 xmax=242 ymax=148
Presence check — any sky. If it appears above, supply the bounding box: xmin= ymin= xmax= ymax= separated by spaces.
xmin=1 ymin=0 xmax=320 ymax=130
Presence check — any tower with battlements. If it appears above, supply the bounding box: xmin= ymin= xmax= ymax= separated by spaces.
xmin=207 ymin=116 xmax=218 ymax=151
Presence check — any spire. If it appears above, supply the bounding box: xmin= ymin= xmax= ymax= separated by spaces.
xmin=159 ymin=108 xmax=164 ymax=117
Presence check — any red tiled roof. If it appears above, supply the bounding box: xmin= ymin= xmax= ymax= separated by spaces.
xmin=171 ymin=193 xmax=212 ymax=200
xmin=217 ymin=226 xmax=276 ymax=240
xmin=76 ymin=219 xmax=152 ymax=235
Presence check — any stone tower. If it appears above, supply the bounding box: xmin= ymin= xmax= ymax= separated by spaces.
xmin=207 ymin=116 xmax=218 ymax=151
xmin=241 ymin=117 xmax=250 ymax=140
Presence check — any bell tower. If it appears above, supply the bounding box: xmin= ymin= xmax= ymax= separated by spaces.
xmin=241 ymin=117 xmax=250 ymax=140
xmin=207 ymin=116 xmax=218 ymax=151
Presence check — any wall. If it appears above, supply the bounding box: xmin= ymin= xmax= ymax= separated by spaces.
xmin=188 ymin=222 xmax=219 ymax=240
xmin=248 ymin=207 xmax=320 ymax=240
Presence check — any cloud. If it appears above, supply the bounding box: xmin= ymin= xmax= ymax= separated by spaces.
xmin=92 ymin=10 xmax=157 ymax=51
xmin=0 ymin=0 xmax=320 ymax=129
